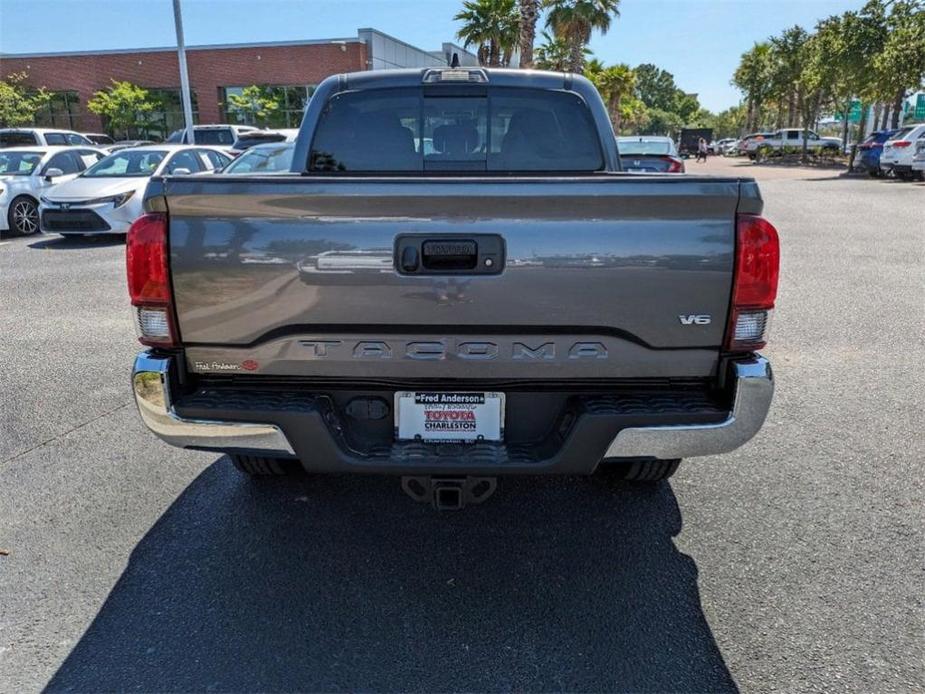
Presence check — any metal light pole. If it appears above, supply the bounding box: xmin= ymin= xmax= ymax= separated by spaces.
xmin=172 ymin=0 xmax=195 ymax=144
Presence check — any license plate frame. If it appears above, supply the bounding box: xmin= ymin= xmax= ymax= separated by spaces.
xmin=394 ymin=391 xmax=505 ymax=443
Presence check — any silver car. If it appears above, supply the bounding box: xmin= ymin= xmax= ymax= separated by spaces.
xmin=221 ymin=142 xmax=294 ymax=174
xmin=39 ymin=145 xmax=233 ymax=236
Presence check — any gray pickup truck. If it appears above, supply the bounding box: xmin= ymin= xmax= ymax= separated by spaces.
xmin=129 ymin=68 xmax=779 ymax=508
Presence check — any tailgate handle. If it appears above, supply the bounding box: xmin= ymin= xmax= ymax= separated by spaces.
xmin=394 ymin=234 xmax=504 ymax=275
xmin=421 ymin=240 xmax=477 ymax=270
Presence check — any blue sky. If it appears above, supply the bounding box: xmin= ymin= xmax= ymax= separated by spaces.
xmin=0 ymin=0 xmax=865 ymax=112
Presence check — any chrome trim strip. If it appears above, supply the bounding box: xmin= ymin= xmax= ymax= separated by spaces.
xmin=132 ymin=352 xmax=295 ymax=455
xmin=604 ymin=356 xmax=774 ymax=460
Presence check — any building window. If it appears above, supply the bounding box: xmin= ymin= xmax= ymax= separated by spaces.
xmin=33 ymin=91 xmax=81 ymax=130
xmin=134 ymin=89 xmax=200 ymax=141
xmin=221 ymin=85 xmax=315 ymax=128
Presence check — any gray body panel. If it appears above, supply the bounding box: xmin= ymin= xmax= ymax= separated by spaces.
xmin=155 ymin=68 xmax=764 ymax=382
xmin=162 ymin=175 xmax=757 ymax=380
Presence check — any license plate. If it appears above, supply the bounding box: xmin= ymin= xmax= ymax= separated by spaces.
xmin=395 ymin=391 xmax=504 ymax=442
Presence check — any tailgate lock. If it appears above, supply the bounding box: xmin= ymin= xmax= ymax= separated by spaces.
xmin=395 ymin=234 xmax=504 ymax=275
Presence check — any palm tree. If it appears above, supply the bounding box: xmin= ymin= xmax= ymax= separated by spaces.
xmin=545 ymin=0 xmax=621 ymax=73
xmin=455 ymin=0 xmax=521 ymax=67
xmin=534 ymin=30 xmax=583 ymax=71
xmin=518 ymin=0 xmax=540 ymax=68
xmin=585 ymin=59 xmax=636 ymax=132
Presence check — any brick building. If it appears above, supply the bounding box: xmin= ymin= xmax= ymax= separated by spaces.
xmin=0 ymin=28 xmax=477 ymax=138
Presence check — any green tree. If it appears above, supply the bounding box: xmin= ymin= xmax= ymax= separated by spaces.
xmin=0 ymin=73 xmax=51 ymax=127
xmin=87 ymin=80 xmax=155 ymax=138
xmin=226 ymin=85 xmax=282 ymax=125
xmin=545 ymin=0 xmax=621 ymax=73
xmin=639 ymin=107 xmax=683 ymax=136
xmin=455 ymin=0 xmax=521 ymax=67
xmin=684 ymin=107 xmax=716 ymax=129
xmin=585 ymin=59 xmax=636 ymax=132
xmin=518 ymin=0 xmax=540 ymax=68
xmin=873 ymin=0 xmax=925 ymax=128
xmin=633 ymin=63 xmax=678 ymax=111
xmin=795 ymin=25 xmax=841 ymax=162
xmin=768 ymin=26 xmax=809 ymax=128
xmin=846 ymin=2 xmax=890 ymax=153
xmin=673 ymin=91 xmax=701 ymax=122
xmin=733 ymin=42 xmax=774 ymax=132
xmin=711 ymin=105 xmax=747 ymax=138
xmin=618 ymin=96 xmax=648 ymax=133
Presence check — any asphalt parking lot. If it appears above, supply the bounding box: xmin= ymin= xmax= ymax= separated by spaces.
xmin=1 ymin=157 xmax=923 ymax=693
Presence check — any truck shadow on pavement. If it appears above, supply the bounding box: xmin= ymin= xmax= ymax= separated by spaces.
xmin=28 ymin=235 xmax=125 ymax=250
xmin=46 ymin=461 xmax=737 ymax=693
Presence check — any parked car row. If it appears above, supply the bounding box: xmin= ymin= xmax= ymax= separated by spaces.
xmin=40 ymin=145 xmax=235 ymax=236
xmin=0 ymin=124 xmax=297 ymax=154
xmin=0 ymin=123 xmax=304 ymax=237
xmin=0 ymin=146 xmax=106 ymax=235
xmin=0 ymin=144 xmax=234 ymax=236
xmin=164 ymin=124 xmax=297 ymax=153
xmin=710 ymin=125 xmax=924 ymax=181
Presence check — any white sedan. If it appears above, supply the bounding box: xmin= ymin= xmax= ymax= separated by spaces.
xmin=39 ymin=145 xmax=233 ymax=236
xmin=0 ymin=146 xmax=106 ymax=235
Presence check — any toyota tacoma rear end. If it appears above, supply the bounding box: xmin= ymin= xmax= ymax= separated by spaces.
xmin=128 ymin=68 xmax=778 ymax=508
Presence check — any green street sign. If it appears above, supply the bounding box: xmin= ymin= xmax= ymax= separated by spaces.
xmin=848 ymin=99 xmax=862 ymax=123
xmin=915 ymin=94 xmax=925 ymax=121
xmin=835 ymin=99 xmax=863 ymax=123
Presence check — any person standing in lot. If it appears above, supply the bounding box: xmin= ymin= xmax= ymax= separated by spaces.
xmin=697 ymin=137 xmax=708 ymax=163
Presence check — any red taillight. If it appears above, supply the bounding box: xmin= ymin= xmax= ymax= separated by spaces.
xmin=891 ymin=140 xmax=911 ymax=148
xmin=666 ymin=157 xmax=684 ymax=173
xmin=126 ymin=213 xmax=176 ymax=346
xmin=726 ymin=214 xmax=780 ymax=351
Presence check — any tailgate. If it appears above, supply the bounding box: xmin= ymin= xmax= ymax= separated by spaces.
xmin=164 ymin=176 xmax=750 ymax=380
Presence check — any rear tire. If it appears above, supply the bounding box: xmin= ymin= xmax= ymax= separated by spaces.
xmin=230 ymin=454 xmax=301 ymax=476
xmin=598 ymin=458 xmax=681 ymax=483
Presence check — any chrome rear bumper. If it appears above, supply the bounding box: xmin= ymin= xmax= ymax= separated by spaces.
xmin=603 ymin=356 xmax=773 ymax=459
xmin=132 ymin=352 xmax=773 ymax=466
xmin=132 ymin=352 xmax=294 ymax=456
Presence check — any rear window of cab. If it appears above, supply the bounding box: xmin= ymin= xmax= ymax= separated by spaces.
xmin=308 ymin=87 xmax=604 ymax=173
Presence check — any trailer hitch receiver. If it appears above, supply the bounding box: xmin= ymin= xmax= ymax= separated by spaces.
xmin=401 ymin=476 xmax=498 ymax=510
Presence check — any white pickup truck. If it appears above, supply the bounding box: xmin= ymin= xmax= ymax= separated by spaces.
xmin=747 ymin=128 xmax=842 ymax=159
